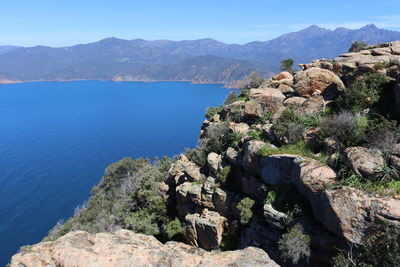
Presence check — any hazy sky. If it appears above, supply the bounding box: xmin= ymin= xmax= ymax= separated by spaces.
xmin=1 ymin=0 xmax=400 ymax=46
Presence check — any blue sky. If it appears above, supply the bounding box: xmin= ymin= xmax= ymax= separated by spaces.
xmin=1 ymin=0 xmax=400 ymax=46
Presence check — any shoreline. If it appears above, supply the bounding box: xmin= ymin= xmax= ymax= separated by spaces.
xmin=0 ymin=79 xmax=237 ymax=88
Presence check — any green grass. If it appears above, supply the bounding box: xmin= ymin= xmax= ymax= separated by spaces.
xmin=258 ymin=142 xmax=328 ymax=163
xmin=338 ymin=165 xmax=400 ymax=195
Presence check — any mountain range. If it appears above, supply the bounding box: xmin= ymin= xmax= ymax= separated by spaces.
xmin=1 ymin=24 xmax=400 ymax=85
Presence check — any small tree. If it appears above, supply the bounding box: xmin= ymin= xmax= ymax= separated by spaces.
xmin=280 ymin=59 xmax=294 ymax=73
xmin=348 ymin=41 xmax=369 ymax=52
xmin=278 ymin=224 xmax=311 ymax=264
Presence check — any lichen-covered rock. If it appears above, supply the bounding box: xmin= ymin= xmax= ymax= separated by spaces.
xmin=185 ymin=211 xmax=227 ymax=251
xmin=344 ymin=147 xmax=385 ymax=177
xmin=10 ymin=230 xmax=278 ymax=267
xmin=207 ymin=152 xmax=222 ymax=176
xmin=169 ymin=155 xmax=204 ymax=185
xmin=228 ymin=122 xmax=249 ymax=135
xmin=293 ymin=67 xmax=345 ymax=97
xmin=301 ymin=95 xmax=325 ymax=115
xmin=247 ymin=88 xmax=285 ymax=113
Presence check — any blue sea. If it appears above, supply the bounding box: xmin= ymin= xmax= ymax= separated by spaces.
xmin=0 ymin=81 xmax=231 ymax=266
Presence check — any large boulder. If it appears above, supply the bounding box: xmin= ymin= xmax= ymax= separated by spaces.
xmin=185 ymin=211 xmax=227 ymax=251
xmin=272 ymin=71 xmax=294 ymax=86
xmin=343 ymin=147 xmax=385 ymax=178
xmin=301 ymin=95 xmax=325 ymax=115
xmin=316 ymin=187 xmax=400 ymax=244
xmin=283 ymin=96 xmax=307 ymax=108
xmin=207 ymin=152 xmax=222 ymax=176
xmin=169 ymin=155 xmax=204 ymax=186
xmin=228 ymin=122 xmax=249 ymax=135
xmin=247 ymin=88 xmax=285 ymax=113
xmin=10 ymin=230 xmax=278 ymax=267
xmin=293 ymin=67 xmax=345 ymax=97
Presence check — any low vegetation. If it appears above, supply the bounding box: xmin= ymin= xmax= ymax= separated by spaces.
xmin=44 ymin=157 xmax=179 ymax=242
xmin=348 ymin=41 xmax=369 ymax=52
xmin=205 ymin=105 xmax=223 ymax=120
xmin=236 ymin=197 xmax=255 ymax=225
xmin=236 ymin=72 xmax=264 ymax=90
xmin=333 ymin=226 xmax=400 ymax=266
xmin=278 ymin=224 xmax=311 ymax=265
xmin=336 ymin=73 xmax=390 ymax=112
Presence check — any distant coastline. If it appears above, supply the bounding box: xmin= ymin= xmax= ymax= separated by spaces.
xmin=0 ymin=78 xmax=235 ymax=88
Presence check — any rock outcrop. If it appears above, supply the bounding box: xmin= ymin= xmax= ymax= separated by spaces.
xmin=10 ymin=230 xmax=278 ymax=267
xmin=293 ymin=67 xmax=345 ymax=97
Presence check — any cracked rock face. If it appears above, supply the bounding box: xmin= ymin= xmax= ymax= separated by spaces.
xmin=10 ymin=230 xmax=279 ymax=267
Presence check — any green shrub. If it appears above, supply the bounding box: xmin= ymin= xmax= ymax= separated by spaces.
xmin=319 ymin=111 xmax=368 ymax=149
xmin=165 ymin=218 xmax=185 ymax=241
xmin=225 ymin=132 xmax=243 ymax=148
xmin=257 ymin=112 xmax=273 ymax=124
xmin=273 ymin=109 xmax=321 ymax=144
xmin=365 ymin=117 xmax=400 ymax=155
xmin=248 ymin=129 xmax=264 ymax=141
xmin=218 ymin=166 xmax=232 ymax=185
xmin=228 ymin=110 xmax=242 ymax=123
xmin=348 ymin=41 xmax=369 ymax=52
xmin=333 ymin=226 xmax=400 ymax=267
xmin=374 ymin=61 xmax=391 ymax=70
xmin=336 ymin=73 xmax=390 ymax=112
xmin=236 ymin=197 xmax=255 ymax=225
xmin=224 ymin=91 xmax=238 ymax=106
xmin=201 ymin=122 xmax=231 ymax=155
xmin=185 ymin=147 xmax=207 ymax=167
xmin=45 ymin=157 xmax=174 ymax=241
xmin=278 ymin=224 xmax=311 ymax=265
xmin=205 ymin=105 xmax=223 ymax=120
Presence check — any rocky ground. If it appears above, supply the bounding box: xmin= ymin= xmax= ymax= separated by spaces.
xmin=10 ymin=41 xmax=400 ymax=267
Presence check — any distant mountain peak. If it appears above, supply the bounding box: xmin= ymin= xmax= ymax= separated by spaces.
xmin=358 ymin=24 xmax=379 ymax=31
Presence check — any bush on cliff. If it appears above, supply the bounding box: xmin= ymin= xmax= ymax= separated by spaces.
xmin=45 ymin=157 xmax=175 ymax=241
xmin=236 ymin=197 xmax=255 ymax=225
xmin=278 ymin=224 xmax=311 ymax=265
xmin=336 ymin=73 xmax=390 ymax=112
xmin=319 ymin=111 xmax=368 ymax=149
xmin=205 ymin=105 xmax=223 ymax=120
xmin=272 ymin=108 xmax=321 ymax=145
xmin=236 ymin=71 xmax=264 ymax=89
xmin=333 ymin=226 xmax=400 ymax=267
xmin=364 ymin=117 xmax=400 ymax=155
xmin=348 ymin=41 xmax=369 ymax=52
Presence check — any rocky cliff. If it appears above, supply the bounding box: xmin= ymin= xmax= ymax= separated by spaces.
xmin=11 ymin=230 xmax=277 ymax=267
xmin=10 ymin=41 xmax=400 ymax=267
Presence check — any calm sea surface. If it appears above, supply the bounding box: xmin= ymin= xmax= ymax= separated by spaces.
xmin=0 ymin=81 xmax=231 ymax=266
